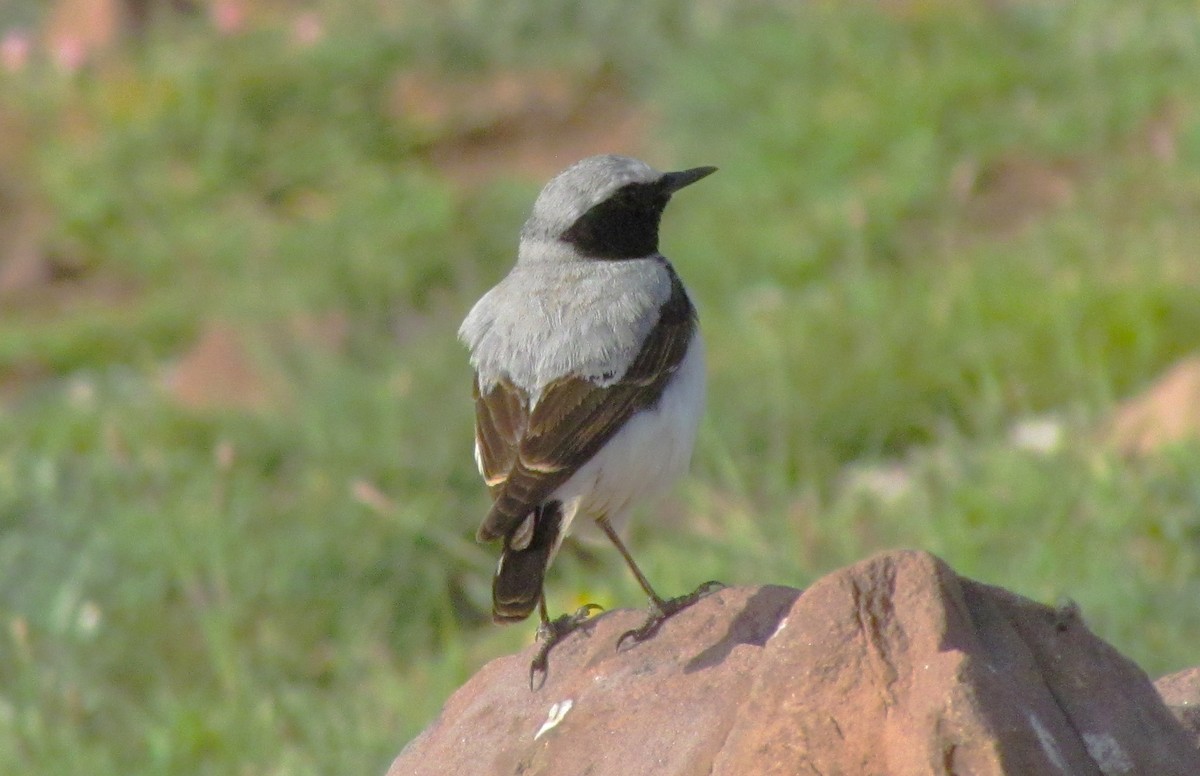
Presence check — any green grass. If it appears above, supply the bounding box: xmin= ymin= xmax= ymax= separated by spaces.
xmin=2 ymin=1 xmax=1200 ymax=772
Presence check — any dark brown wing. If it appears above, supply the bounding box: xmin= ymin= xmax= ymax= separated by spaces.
xmin=474 ymin=271 xmax=696 ymax=543
xmin=473 ymin=375 xmax=526 ymax=493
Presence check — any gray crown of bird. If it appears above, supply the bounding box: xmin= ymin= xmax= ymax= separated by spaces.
xmin=459 ymin=154 xmax=723 ymax=686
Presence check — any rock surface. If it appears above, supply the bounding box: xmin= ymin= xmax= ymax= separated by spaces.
xmin=390 ymin=550 xmax=1199 ymax=775
xmin=1156 ymin=667 xmax=1200 ymax=750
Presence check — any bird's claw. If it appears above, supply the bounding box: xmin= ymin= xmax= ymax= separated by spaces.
xmin=529 ymin=603 xmax=604 ymax=690
xmin=616 ymin=580 xmax=725 ymax=652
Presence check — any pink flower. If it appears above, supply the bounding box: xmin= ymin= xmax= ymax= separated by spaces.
xmin=291 ymin=12 xmax=324 ymax=47
xmin=52 ymin=34 xmax=87 ymax=73
xmin=1 ymin=29 xmax=31 ymax=73
xmin=211 ymin=0 xmax=246 ymax=35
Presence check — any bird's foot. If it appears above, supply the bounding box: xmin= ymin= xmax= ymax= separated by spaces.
xmin=529 ymin=603 xmax=604 ymax=690
xmin=617 ymin=580 xmax=725 ymax=652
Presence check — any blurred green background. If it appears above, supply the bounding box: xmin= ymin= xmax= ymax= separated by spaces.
xmin=2 ymin=0 xmax=1200 ymax=772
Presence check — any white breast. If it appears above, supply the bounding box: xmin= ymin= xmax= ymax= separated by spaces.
xmin=551 ymin=334 xmax=706 ymax=544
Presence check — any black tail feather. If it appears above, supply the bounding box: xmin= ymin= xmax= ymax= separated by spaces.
xmin=492 ymin=502 xmax=563 ymax=623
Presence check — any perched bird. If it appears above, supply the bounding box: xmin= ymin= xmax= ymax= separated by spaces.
xmin=459 ymin=155 xmax=720 ymax=682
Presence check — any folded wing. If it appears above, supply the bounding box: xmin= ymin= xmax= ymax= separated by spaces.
xmin=473 ymin=271 xmax=696 ymax=543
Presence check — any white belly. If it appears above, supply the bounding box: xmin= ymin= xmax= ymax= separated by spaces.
xmin=551 ymin=335 xmax=706 ymax=545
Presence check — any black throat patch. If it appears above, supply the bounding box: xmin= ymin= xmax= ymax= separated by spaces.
xmin=559 ymin=182 xmax=671 ymax=260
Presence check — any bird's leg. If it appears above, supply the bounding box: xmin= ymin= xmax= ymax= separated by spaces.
xmin=595 ymin=516 xmax=725 ymax=651
xmin=529 ymin=593 xmax=603 ymax=690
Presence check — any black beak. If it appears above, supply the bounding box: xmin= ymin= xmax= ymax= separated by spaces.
xmin=660 ymin=166 xmax=718 ymax=193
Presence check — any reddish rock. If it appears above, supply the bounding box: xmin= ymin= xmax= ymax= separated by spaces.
xmin=1157 ymin=667 xmax=1200 ymax=750
xmin=390 ymin=550 xmax=1199 ymax=776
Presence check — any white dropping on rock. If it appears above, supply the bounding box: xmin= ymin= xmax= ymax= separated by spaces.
xmin=534 ymin=699 xmax=574 ymax=740
xmin=771 ymin=617 xmax=789 ymax=640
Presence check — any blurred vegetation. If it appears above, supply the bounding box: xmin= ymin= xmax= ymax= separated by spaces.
xmin=2 ymin=0 xmax=1200 ymax=773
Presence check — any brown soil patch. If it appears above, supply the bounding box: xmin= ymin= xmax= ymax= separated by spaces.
xmin=392 ymin=68 xmax=651 ymax=184
xmin=1107 ymin=355 xmax=1200 ymax=456
xmin=161 ymin=313 xmax=350 ymax=412
xmin=163 ymin=322 xmax=279 ymax=411
xmin=286 ymin=310 xmax=350 ymax=354
xmin=1128 ymin=101 xmax=1185 ymax=164
xmin=952 ymin=154 xmax=1081 ymax=238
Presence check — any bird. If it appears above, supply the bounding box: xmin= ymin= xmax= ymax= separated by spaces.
xmin=459 ymin=154 xmax=721 ymax=684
